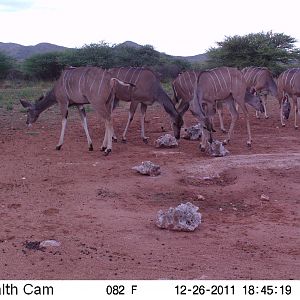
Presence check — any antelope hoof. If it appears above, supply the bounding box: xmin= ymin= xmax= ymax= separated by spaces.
xmin=100 ymin=146 xmax=107 ymax=152
xmin=161 ymin=126 xmax=166 ymax=132
xmin=212 ymin=128 xmax=216 ymax=133
xmin=121 ymin=138 xmax=127 ymax=143
xmin=112 ymin=136 xmax=118 ymax=143
xmin=199 ymin=145 xmax=206 ymax=152
xmin=281 ymin=124 xmax=286 ymax=127
xmin=103 ymin=149 xmax=112 ymax=156
xmin=56 ymin=145 xmax=62 ymax=151
xmin=221 ymin=129 xmax=227 ymax=134
xmin=295 ymin=126 xmax=298 ymax=130
xmin=247 ymin=141 xmax=252 ymax=147
xmin=89 ymin=144 xmax=94 ymax=151
xmin=142 ymin=137 xmax=149 ymax=144
xmin=265 ymin=115 xmax=269 ymax=119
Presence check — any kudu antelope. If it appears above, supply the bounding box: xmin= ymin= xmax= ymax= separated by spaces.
xmin=109 ymin=67 xmax=184 ymax=142
xmin=172 ymin=68 xmax=264 ymax=142
xmin=277 ymin=68 xmax=300 ymax=128
xmin=20 ymin=67 xmax=130 ymax=155
xmin=241 ymin=67 xmax=278 ymax=119
xmin=190 ymin=67 xmax=263 ymax=148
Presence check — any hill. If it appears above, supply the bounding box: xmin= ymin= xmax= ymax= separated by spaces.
xmin=0 ymin=41 xmax=207 ymax=63
xmin=0 ymin=42 xmax=69 ymax=60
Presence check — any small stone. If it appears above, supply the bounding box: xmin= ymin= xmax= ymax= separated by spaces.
xmin=132 ymin=161 xmax=161 ymax=176
xmin=206 ymin=140 xmax=229 ymax=157
xmin=183 ymin=123 xmax=202 ymax=140
xmin=156 ymin=202 xmax=202 ymax=231
xmin=260 ymin=194 xmax=270 ymax=201
xmin=197 ymin=194 xmax=205 ymax=200
xmin=155 ymin=134 xmax=178 ymax=148
xmin=39 ymin=240 xmax=61 ymax=247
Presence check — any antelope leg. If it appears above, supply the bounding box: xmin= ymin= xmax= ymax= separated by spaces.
xmin=77 ymin=105 xmax=93 ymax=151
xmin=56 ymin=110 xmax=68 ymax=150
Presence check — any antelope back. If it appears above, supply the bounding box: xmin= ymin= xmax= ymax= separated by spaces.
xmin=277 ymin=68 xmax=300 ymax=96
xmin=198 ymin=67 xmax=246 ymax=100
xmin=173 ymin=70 xmax=199 ymax=102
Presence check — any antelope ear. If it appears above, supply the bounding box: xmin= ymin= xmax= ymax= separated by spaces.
xmin=20 ymin=99 xmax=32 ymax=108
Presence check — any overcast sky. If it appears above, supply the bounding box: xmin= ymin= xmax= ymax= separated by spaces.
xmin=0 ymin=0 xmax=299 ymax=56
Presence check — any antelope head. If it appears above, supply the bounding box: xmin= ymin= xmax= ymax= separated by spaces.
xmin=245 ymin=90 xmax=265 ymax=113
xmin=20 ymin=97 xmax=41 ymax=126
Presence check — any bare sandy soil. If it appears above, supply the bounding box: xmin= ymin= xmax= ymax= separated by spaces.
xmin=0 ymin=99 xmax=299 ymax=280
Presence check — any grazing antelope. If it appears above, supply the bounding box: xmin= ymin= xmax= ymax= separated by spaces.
xmin=20 ymin=67 xmax=129 ymax=155
xmin=172 ymin=68 xmax=264 ymax=139
xmin=277 ymin=68 xmax=300 ymax=128
xmin=190 ymin=67 xmax=263 ymax=149
xmin=109 ymin=67 xmax=184 ymax=142
xmin=241 ymin=67 xmax=278 ymax=119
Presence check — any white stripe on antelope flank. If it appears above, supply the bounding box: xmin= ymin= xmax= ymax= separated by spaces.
xmin=123 ymin=67 xmax=133 ymax=82
xmin=243 ymin=67 xmax=251 ymax=82
xmin=129 ymin=67 xmax=138 ymax=83
xmin=289 ymin=70 xmax=298 ymax=89
xmin=182 ymin=72 xmax=190 ymax=96
xmin=62 ymin=70 xmax=70 ymax=100
xmin=248 ymin=68 xmax=256 ymax=85
xmin=134 ymin=68 xmax=143 ymax=85
xmin=212 ymin=70 xmax=223 ymax=92
xmin=284 ymin=68 xmax=293 ymax=87
xmin=89 ymin=76 xmax=96 ymax=93
xmin=78 ymin=69 xmax=88 ymax=95
xmin=116 ymin=67 xmax=123 ymax=79
xmin=208 ymin=73 xmax=218 ymax=95
xmin=97 ymin=70 xmax=105 ymax=96
xmin=65 ymin=71 xmax=72 ymax=100
xmin=218 ymin=68 xmax=228 ymax=90
xmin=226 ymin=67 xmax=232 ymax=91
xmin=255 ymin=69 xmax=264 ymax=85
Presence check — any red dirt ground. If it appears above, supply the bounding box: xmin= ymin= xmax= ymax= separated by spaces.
xmin=0 ymin=99 xmax=299 ymax=280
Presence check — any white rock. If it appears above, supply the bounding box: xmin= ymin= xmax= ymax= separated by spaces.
xmin=156 ymin=202 xmax=202 ymax=231
xmin=132 ymin=161 xmax=161 ymax=176
xmin=183 ymin=123 xmax=202 ymax=140
xmin=155 ymin=134 xmax=178 ymax=148
xmin=197 ymin=194 xmax=205 ymax=200
xmin=260 ymin=194 xmax=270 ymax=201
xmin=39 ymin=240 xmax=61 ymax=247
xmin=206 ymin=140 xmax=229 ymax=157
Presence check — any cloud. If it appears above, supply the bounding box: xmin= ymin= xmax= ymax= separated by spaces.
xmin=0 ymin=0 xmax=34 ymax=12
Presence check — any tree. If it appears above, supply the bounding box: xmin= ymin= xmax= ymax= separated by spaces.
xmin=23 ymin=52 xmax=64 ymax=80
xmin=60 ymin=42 xmax=115 ymax=68
xmin=0 ymin=52 xmax=15 ymax=80
xmin=206 ymin=32 xmax=300 ymax=75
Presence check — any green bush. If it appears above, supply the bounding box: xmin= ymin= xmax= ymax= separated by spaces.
xmin=0 ymin=52 xmax=15 ymax=80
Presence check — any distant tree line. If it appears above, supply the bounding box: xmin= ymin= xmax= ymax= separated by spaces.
xmin=0 ymin=42 xmax=191 ymax=81
xmin=0 ymin=32 xmax=299 ymax=81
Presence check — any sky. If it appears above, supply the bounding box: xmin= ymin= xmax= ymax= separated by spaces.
xmin=0 ymin=0 xmax=300 ymax=56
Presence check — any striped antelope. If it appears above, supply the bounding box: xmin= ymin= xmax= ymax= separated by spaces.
xmin=277 ymin=68 xmax=300 ymax=128
xmin=190 ymin=67 xmax=263 ymax=148
xmin=20 ymin=67 xmax=131 ymax=155
xmin=241 ymin=66 xmax=278 ymax=119
xmin=109 ymin=67 xmax=184 ymax=142
xmin=172 ymin=69 xmax=264 ymax=137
